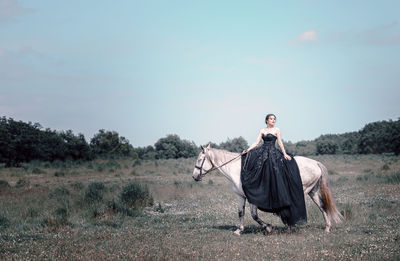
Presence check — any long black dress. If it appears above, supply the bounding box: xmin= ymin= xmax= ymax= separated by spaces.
xmin=241 ymin=133 xmax=307 ymax=226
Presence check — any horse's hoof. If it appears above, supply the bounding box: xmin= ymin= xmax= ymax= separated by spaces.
xmin=324 ymin=227 xmax=331 ymax=233
xmin=234 ymin=229 xmax=242 ymax=236
xmin=265 ymin=224 xmax=272 ymax=234
xmin=262 ymin=224 xmax=272 ymax=234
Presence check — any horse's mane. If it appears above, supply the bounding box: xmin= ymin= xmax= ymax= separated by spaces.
xmin=209 ymin=147 xmax=240 ymax=157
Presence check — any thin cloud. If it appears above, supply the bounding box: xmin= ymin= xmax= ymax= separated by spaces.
xmin=289 ymin=29 xmax=319 ymax=45
xmin=0 ymin=0 xmax=34 ymax=21
xmin=299 ymin=29 xmax=318 ymax=42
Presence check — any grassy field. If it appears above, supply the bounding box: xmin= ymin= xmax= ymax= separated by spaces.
xmin=0 ymin=154 xmax=399 ymax=260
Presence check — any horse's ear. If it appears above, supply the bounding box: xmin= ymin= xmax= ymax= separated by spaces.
xmin=207 ymin=143 xmax=211 ymax=149
xmin=200 ymin=145 xmax=204 ymax=151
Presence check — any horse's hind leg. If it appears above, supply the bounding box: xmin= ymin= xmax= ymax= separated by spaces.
xmin=308 ymin=179 xmax=331 ymax=232
xmin=249 ymin=204 xmax=272 ymax=233
xmin=234 ymin=195 xmax=246 ymax=235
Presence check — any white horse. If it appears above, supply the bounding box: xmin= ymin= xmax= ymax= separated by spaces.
xmin=192 ymin=144 xmax=343 ymax=235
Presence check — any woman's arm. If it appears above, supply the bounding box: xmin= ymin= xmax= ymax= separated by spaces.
xmin=276 ymin=128 xmax=292 ymax=160
xmin=242 ymin=130 xmax=263 ymax=154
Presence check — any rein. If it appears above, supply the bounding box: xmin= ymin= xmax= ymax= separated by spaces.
xmin=195 ymin=152 xmax=242 ymax=179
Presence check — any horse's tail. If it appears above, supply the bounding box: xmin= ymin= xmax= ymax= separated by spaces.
xmin=318 ymin=162 xmax=343 ymax=224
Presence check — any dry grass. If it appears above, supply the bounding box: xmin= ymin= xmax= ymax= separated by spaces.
xmin=0 ymin=155 xmax=399 ymax=260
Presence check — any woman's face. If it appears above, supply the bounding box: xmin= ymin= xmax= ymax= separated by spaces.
xmin=266 ymin=115 xmax=276 ymax=126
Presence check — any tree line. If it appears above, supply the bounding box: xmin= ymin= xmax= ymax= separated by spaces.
xmin=284 ymin=119 xmax=400 ymax=156
xmin=0 ymin=116 xmax=398 ymax=166
xmin=0 ymin=117 xmax=248 ymax=166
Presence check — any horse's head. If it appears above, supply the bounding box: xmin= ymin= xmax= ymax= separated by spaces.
xmin=192 ymin=144 xmax=213 ymax=181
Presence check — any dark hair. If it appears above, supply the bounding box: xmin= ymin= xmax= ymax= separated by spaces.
xmin=265 ymin=114 xmax=276 ymax=124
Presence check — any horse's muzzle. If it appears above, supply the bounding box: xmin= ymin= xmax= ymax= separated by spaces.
xmin=192 ymin=175 xmax=201 ymax=182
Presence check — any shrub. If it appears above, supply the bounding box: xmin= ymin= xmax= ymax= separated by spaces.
xmin=316 ymin=141 xmax=338 ymax=155
xmin=87 ymin=162 xmax=94 ymax=169
xmin=54 ymin=171 xmax=65 ymax=177
xmin=70 ymin=181 xmax=84 ymax=190
xmin=15 ymin=178 xmax=30 ymax=188
xmin=0 ymin=211 xmax=9 ymax=228
xmin=356 ymin=175 xmax=370 ymax=182
xmin=49 ymin=186 xmax=70 ymax=199
xmin=42 ymin=214 xmax=68 ymax=229
xmin=55 ymin=205 xmax=69 ymax=224
xmin=32 ymin=167 xmax=46 ymax=174
xmin=384 ymin=172 xmax=400 ymax=184
xmin=119 ymin=182 xmax=153 ymax=210
xmin=87 ymin=204 xmax=103 ymax=219
xmin=0 ymin=180 xmax=10 ymax=189
xmin=84 ymin=182 xmax=106 ymax=204
xmin=106 ymin=160 xmax=121 ymax=169
xmin=132 ymin=159 xmax=142 ymax=167
xmin=96 ymin=163 xmax=105 ymax=172
xmin=381 ymin=163 xmax=390 ymax=171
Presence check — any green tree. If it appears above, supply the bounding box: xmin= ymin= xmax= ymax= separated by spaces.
xmin=59 ymin=130 xmax=92 ymax=160
xmin=90 ymin=129 xmax=133 ymax=157
xmin=316 ymin=140 xmax=338 ymax=155
xmin=219 ymin=137 xmax=248 ymax=153
xmin=358 ymin=119 xmax=400 ymax=155
xmin=154 ymin=134 xmax=198 ymax=159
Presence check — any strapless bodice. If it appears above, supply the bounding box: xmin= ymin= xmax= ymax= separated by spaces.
xmin=262 ymin=133 xmax=277 ymax=147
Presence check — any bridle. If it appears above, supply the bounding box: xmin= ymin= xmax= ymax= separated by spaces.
xmin=194 ymin=151 xmax=242 ymax=180
xmin=194 ymin=154 xmax=212 ymax=180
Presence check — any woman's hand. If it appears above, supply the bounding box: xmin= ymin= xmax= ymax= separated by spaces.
xmin=242 ymin=149 xmax=248 ymax=155
xmin=284 ymin=154 xmax=292 ymax=161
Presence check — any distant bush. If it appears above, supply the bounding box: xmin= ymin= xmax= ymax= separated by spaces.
xmin=15 ymin=178 xmax=30 ymax=188
xmin=54 ymin=171 xmax=65 ymax=177
xmin=0 ymin=180 xmax=10 ymax=189
xmin=84 ymin=182 xmax=106 ymax=204
xmin=49 ymin=186 xmax=70 ymax=199
xmin=316 ymin=140 xmax=338 ymax=155
xmin=119 ymin=182 xmax=153 ymax=210
xmin=0 ymin=211 xmax=9 ymax=228
xmin=53 ymin=204 xmax=69 ymax=226
xmin=32 ymin=167 xmax=46 ymax=174
xmin=132 ymin=159 xmax=142 ymax=167
xmin=70 ymin=181 xmax=84 ymax=190
xmin=381 ymin=164 xmax=390 ymax=171
xmin=384 ymin=172 xmax=400 ymax=184
xmin=106 ymin=160 xmax=121 ymax=169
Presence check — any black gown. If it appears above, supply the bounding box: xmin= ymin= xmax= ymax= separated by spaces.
xmin=241 ymin=133 xmax=307 ymax=226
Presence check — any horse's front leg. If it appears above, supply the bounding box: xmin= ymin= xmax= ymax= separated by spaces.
xmin=234 ymin=195 xmax=246 ymax=235
xmin=249 ymin=204 xmax=272 ymax=234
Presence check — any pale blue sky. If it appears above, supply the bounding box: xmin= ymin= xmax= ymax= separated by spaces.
xmin=1 ymin=0 xmax=399 ymax=146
